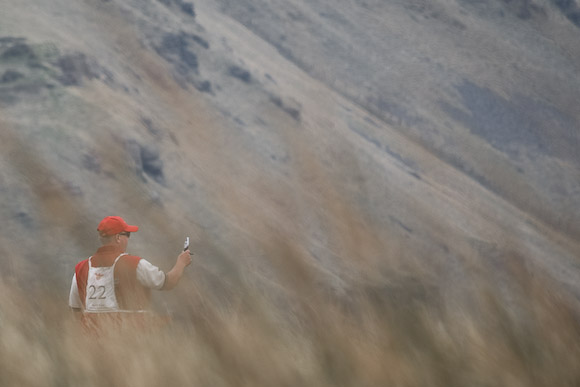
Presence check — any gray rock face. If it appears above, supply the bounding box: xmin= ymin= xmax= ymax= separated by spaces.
xmin=210 ymin=0 xmax=580 ymax=236
xmin=442 ymin=80 xmax=579 ymax=164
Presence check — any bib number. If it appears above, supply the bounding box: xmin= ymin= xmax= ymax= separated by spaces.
xmin=88 ymin=285 xmax=107 ymax=300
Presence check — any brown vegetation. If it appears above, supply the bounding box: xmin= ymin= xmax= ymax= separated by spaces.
xmin=1 ymin=226 xmax=579 ymax=386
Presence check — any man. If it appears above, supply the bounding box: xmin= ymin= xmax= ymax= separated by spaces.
xmin=69 ymin=215 xmax=192 ymax=328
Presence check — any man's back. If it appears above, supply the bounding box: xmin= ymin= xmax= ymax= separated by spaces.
xmin=73 ymin=245 xmax=150 ymax=311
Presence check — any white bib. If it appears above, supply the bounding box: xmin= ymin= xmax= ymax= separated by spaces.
xmin=85 ymin=253 xmax=127 ymax=313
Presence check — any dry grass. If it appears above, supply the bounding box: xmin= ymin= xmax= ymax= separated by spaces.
xmin=1 ymin=235 xmax=579 ymax=387
xmin=1 ymin=112 xmax=580 ymax=387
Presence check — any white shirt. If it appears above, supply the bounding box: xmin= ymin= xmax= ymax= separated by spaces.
xmin=68 ymin=259 xmax=166 ymax=309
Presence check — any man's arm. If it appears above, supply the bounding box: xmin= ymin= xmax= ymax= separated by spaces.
xmin=162 ymin=250 xmax=192 ymax=290
xmin=69 ymin=273 xmax=83 ymax=311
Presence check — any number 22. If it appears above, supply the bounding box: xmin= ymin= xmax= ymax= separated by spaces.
xmin=88 ymin=285 xmax=106 ymax=300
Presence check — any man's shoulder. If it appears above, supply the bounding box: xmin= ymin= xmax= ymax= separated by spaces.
xmin=74 ymin=259 xmax=90 ymax=282
xmin=74 ymin=259 xmax=89 ymax=272
xmin=120 ymin=254 xmax=142 ymax=268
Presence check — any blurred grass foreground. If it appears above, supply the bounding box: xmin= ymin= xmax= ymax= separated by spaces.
xmin=1 ymin=236 xmax=579 ymax=387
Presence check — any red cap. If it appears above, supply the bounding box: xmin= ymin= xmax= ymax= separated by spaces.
xmin=97 ymin=216 xmax=139 ymax=236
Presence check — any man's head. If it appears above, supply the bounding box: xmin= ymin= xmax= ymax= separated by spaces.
xmin=97 ymin=216 xmax=139 ymax=250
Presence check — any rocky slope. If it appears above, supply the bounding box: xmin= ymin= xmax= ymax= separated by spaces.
xmin=0 ymin=0 xmax=579 ymax=317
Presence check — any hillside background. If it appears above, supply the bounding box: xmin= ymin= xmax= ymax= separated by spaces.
xmin=0 ymin=0 xmax=579 ymax=384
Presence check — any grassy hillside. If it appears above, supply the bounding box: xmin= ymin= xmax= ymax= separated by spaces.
xmin=0 ymin=0 xmax=579 ymax=385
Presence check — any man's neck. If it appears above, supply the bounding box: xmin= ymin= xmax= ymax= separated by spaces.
xmin=97 ymin=244 xmax=125 ymax=253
